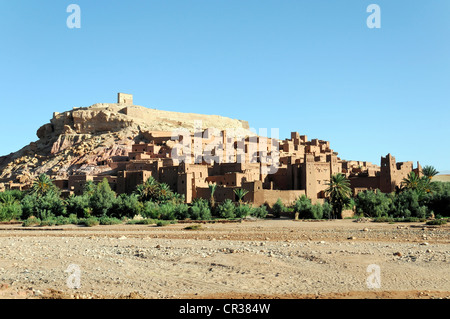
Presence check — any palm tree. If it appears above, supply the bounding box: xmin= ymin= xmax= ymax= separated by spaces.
xmin=135 ymin=176 xmax=159 ymax=202
xmin=324 ymin=173 xmax=352 ymax=219
xmin=233 ymin=188 xmax=249 ymax=205
xmin=422 ymin=165 xmax=439 ymax=180
xmin=157 ymin=183 xmax=173 ymax=202
xmin=208 ymin=183 xmax=217 ymax=209
xmin=31 ymin=174 xmax=55 ymax=197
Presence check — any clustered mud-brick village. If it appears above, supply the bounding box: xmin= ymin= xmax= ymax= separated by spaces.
xmin=0 ymin=94 xmax=422 ymax=207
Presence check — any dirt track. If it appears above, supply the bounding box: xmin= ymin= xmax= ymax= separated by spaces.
xmin=0 ymin=219 xmax=449 ymax=299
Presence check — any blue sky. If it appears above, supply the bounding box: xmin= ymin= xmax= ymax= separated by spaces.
xmin=0 ymin=1 xmax=449 ymax=172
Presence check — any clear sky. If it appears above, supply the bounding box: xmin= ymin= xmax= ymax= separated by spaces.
xmin=0 ymin=1 xmax=449 ymax=172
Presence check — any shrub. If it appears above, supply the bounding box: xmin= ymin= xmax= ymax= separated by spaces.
xmin=40 ymin=218 xmax=56 ymax=227
xmin=426 ymin=182 xmax=450 ymax=217
xmin=250 ymin=205 xmax=268 ymax=219
xmin=141 ymin=201 xmax=161 ymax=219
xmin=54 ymin=216 xmax=72 ymax=226
xmin=0 ymin=201 xmax=22 ymax=221
xmin=21 ymin=191 xmax=66 ymax=220
xmin=158 ymin=202 xmax=177 ymax=220
xmin=393 ymin=189 xmax=432 ymax=219
xmin=322 ymin=202 xmax=333 ymax=219
xmin=65 ymin=195 xmax=90 ymax=218
xmin=174 ymin=203 xmax=190 ymax=220
xmin=126 ymin=218 xmax=157 ymax=225
xmin=293 ymin=195 xmax=312 ymax=218
xmin=234 ymin=204 xmax=252 ymax=218
xmin=189 ymin=199 xmax=212 ymax=220
xmin=354 ymin=190 xmax=393 ymax=218
xmin=110 ymin=193 xmax=142 ymax=219
xmin=184 ymin=224 xmax=203 ymax=230
xmin=156 ymin=220 xmax=171 ymax=227
xmin=426 ymin=219 xmax=448 ymax=226
xmin=80 ymin=217 xmax=100 ymax=227
xmin=98 ymin=216 xmax=123 ymax=225
xmin=310 ymin=203 xmax=324 ymax=219
xmin=216 ymin=199 xmax=236 ymax=219
xmin=68 ymin=214 xmax=79 ymax=224
xmin=22 ymin=217 xmax=41 ymax=227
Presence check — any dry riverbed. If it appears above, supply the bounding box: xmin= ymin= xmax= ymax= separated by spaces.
xmin=0 ymin=219 xmax=448 ymax=299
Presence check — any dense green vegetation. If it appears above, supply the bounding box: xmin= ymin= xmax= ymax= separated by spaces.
xmin=0 ymin=174 xmax=270 ymax=226
xmin=1 ymin=167 xmax=448 ymax=226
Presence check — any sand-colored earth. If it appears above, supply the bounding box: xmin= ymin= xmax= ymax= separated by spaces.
xmin=0 ymin=219 xmax=448 ymax=299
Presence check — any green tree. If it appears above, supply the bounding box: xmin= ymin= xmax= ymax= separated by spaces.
xmin=110 ymin=193 xmax=142 ymax=219
xmin=355 ymin=189 xmax=393 ymax=218
xmin=31 ymin=174 xmax=57 ymax=197
xmin=21 ymin=190 xmax=66 ymax=220
xmin=65 ymin=194 xmax=90 ymax=218
xmin=422 ymin=165 xmax=439 ymax=180
xmin=135 ymin=176 xmax=159 ymax=202
xmin=401 ymin=171 xmax=421 ymax=190
xmin=233 ymin=188 xmax=249 ymax=205
xmin=324 ymin=173 xmax=352 ymax=219
xmin=89 ymin=178 xmax=116 ymax=217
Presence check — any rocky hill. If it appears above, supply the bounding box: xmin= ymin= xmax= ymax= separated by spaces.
xmin=0 ymin=99 xmax=253 ymax=185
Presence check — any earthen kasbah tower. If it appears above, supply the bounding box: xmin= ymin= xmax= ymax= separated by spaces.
xmin=0 ymin=94 xmax=421 ymax=206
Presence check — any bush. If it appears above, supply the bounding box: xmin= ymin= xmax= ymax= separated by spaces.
xmin=54 ymin=216 xmax=72 ymax=226
xmin=426 ymin=182 xmax=450 ymax=217
xmin=65 ymin=195 xmax=90 ymax=218
xmin=110 ymin=193 xmax=142 ymax=219
xmin=292 ymin=196 xmax=324 ymax=219
xmin=250 ymin=205 xmax=268 ymax=219
xmin=426 ymin=219 xmax=448 ymax=226
xmin=40 ymin=218 xmax=56 ymax=227
xmin=159 ymin=202 xmax=177 ymax=220
xmin=141 ymin=201 xmax=160 ymax=219
xmin=0 ymin=201 xmax=22 ymax=221
xmin=174 ymin=203 xmax=190 ymax=220
xmin=184 ymin=224 xmax=203 ymax=230
xmin=189 ymin=199 xmax=212 ymax=220
xmin=322 ymin=202 xmax=333 ymax=219
xmin=310 ymin=203 xmax=324 ymax=219
xmin=234 ymin=204 xmax=252 ymax=218
xmin=393 ymin=189 xmax=432 ymax=219
xmin=156 ymin=220 xmax=171 ymax=227
xmin=22 ymin=217 xmax=41 ymax=227
xmin=271 ymin=199 xmax=287 ymax=218
xmin=21 ymin=191 xmax=66 ymax=220
xmin=126 ymin=218 xmax=157 ymax=225
xmin=216 ymin=199 xmax=236 ymax=219
xmin=80 ymin=217 xmax=100 ymax=227
xmin=98 ymin=216 xmax=123 ymax=225
xmin=355 ymin=190 xmax=393 ymax=218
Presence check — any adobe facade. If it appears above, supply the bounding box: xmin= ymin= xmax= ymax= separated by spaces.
xmin=53 ymin=124 xmax=421 ymax=207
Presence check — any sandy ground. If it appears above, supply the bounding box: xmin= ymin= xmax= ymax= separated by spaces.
xmin=0 ymin=218 xmax=449 ymax=299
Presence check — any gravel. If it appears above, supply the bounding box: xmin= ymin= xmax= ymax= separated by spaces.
xmin=0 ymin=219 xmax=448 ymax=299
